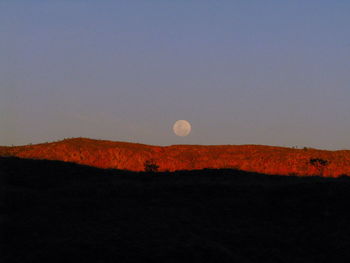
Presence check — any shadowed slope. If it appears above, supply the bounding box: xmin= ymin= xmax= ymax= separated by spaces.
xmin=1 ymin=138 xmax=350 ymax=177
xmin=2 ymin=157 xmax=350 ymax=262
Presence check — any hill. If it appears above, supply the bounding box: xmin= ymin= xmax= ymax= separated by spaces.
xmin=2 ymin=157 xmax=350 ymax=262
xmin=1 ymin=137 xmax=350 ymax=177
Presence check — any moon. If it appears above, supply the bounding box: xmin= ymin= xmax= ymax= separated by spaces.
xmin=173 ymin=120 xmax=192 ymax=137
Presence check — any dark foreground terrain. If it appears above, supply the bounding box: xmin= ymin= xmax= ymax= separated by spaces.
xmin=1 ymin=157 xmax=350 ymax=262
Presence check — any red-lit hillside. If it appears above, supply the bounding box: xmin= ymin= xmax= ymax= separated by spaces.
xmin=1 ymin=138 xmax=350 ymax=177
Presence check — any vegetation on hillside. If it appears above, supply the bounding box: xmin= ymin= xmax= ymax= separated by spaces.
xmin=1 ymin=138 xmax=350 ymax=177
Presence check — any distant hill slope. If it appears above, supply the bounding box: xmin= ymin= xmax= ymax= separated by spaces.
xmin=1 ymin=138 xmax=350 ymax=177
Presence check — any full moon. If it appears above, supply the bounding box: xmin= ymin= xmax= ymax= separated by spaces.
xmin=173 ymin=120 xmax=192 ymax=137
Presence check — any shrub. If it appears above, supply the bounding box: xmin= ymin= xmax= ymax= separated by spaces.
xmin=144 ymin=159 xmax=159 ymax=173
xmin=309 ymin=158 xmax=329 ymax=176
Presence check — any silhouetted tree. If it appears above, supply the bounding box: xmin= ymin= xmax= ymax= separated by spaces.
xmin=309 ymin=158 xmax=329 ymax=176
xmin=144 ymin=159 xmax=159 ymax=173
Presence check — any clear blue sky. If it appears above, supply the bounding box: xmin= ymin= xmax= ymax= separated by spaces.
xmin=1 ymin=1 xmax=349 ymax=149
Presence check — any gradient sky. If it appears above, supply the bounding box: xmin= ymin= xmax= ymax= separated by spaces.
xmin=1 ymin=1 xmax=350 ymax=149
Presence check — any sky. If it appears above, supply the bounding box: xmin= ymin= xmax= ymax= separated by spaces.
xmin=1 ymin=1 xmax=350 ymax=149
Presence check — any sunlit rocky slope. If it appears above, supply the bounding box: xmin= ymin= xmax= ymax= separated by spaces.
xmin=1 ymin=138 xmax=350 ymax=177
